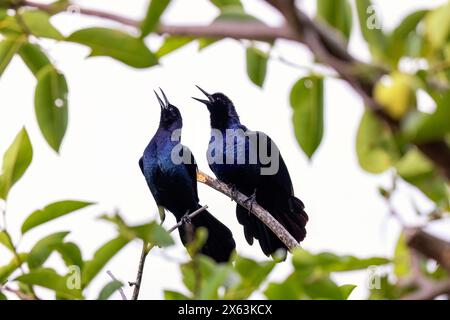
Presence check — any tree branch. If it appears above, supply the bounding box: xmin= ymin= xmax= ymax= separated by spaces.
xmin=402 ymin=278 xmax=450 ymax=300
xmin=21 ymin=1 xmax=297 ymax=42
xmin=130 ymin=205 xmax=209 ymax=300
xmin=405 ymin=228 xmax=450 ymax=272
xmin=197 ymin=171 xmax=300 ymax=251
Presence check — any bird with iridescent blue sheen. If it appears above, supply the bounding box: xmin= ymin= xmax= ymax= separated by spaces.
xmin=193 ymin=86 xmax=308 ymax=257
xmin=139 ymin=89 xmax=235 ymax=262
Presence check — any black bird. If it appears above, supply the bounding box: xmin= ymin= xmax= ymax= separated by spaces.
xmin=193 ymin=86 xmax=308 ymax=257
xmin=139 ymin=89 xmax=235 ymax=262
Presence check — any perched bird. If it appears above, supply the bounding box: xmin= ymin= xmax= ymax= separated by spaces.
xmin=193 ymin=86 xmax=308 ymax=257
xmin=139 ymin=89 xmax=236 ymax=262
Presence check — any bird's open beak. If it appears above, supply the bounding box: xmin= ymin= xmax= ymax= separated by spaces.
xmin=154 ymin=88 xmax=169 ymax=110
xmin=192 ymin=85 xmax=212 ymax=105
xmin=159 ymin=88 xmax=170 ymax=107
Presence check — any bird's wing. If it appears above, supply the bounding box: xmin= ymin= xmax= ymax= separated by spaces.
xmin=252 ymin=130 xmax=294 ymax=195
xmin=182 ymin=145 xmax=199 ymax=202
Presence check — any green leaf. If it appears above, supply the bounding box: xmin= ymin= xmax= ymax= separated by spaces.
xmin=0 ymin=292 xmax=6 ymax=300
xmin=140 ymin=0 xmax=171 ymax=37
xmin=156 ymin=36 xmax=193 ymax=58
xmin=0 ymin=11 xmax=63 ymax=40
xmin=391 ymin=10 xmax=427 ymax=41
xmin=21 ymin=10 xmax=64 ymax=40
xmin=387 ymin=10 xmax=427 ymax=64
xmin=224 ymin=256 xmax=275 ymax=299
xmin=393 ymin=232 xmax=411 ymax=278
xmin=82 ymin=236 xmax=129 ymax=287
xmin=317 ymin=0 xmax=352 ymax=41
xmin=0 ymin=35 xmax=25 ymax=76
xmin=181 ymin=255 xmax=231 ymax=299
xmin=97 ymin=280 xmax=123 ymax=300
xmin=269 ymin=270 xmax=354 ymax=300
xmin=27 ymin=232 xmax=69 ymax=269
xmin=164 ymin=290 xmax=191 ymax=300
xmin=290 ymin=76 xmax=324 ymax=159
xmin=20 ymin=11 xmax=63 ymax=39
xmin=0 ymin=253 xmax=28 ymax=283
xmin=355 ymin=0 xmax=387 ymax=61
xmin=19 ymin=42 xmax=51 ymax=76
xmin=34 ymin=65 xmax=68 ymax=152
xmin=210 ymin=0 xmax=243 ymax=9
xmin=339 ymin=284 xmax=357 ymax=299
xmin=102 ymin=214 xmax=174 ymax=247
xmin=186 ymin=227 xmax=208 ymax=257
xmin=396 ymin=149 xmax=449 ymax=207
xmin=132 ymin=222 xmax=174 ymax=247
xmin=56 ymin=242 xmax=83 ymax=269
xmin=215 ymin=7 xmax=259 ymax=23
xmin=0 ymin=231 xmax=14 ymax=252
xmin=246 ymin=46 xmax=268 ymax=88
xmin=0 ymin=128 xmax=33 ymax=200
xmin=402 ymin=92 xmax=450 ymax=143
xmin=356 ymin=110 xmax=398 ymax=174
xmin=16 ymin=268 xmax=83 ymax=299
xmin=425 ymin=2 xmax=450 ymax=49
xmin=68 ymin=28 xmax=158 ymax=68
xmin=22 ymin=200 xmax=94 ymax=234
xmin=198 ymin=38 xmax=218 ymax=51
xmin=302 ymin=276 xmax=343 ymax=300
xmin=264 ymin=271 xmax=305 ymax=300
xmin=292 ymin=249 xmax=390 ymax=273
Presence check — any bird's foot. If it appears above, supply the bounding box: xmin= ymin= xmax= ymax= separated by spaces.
xmin=243 ymin=189 xmax=257 ymax=213
xmin=228 ymin=184 xmax=238 ymax=201
xmin=181 ymin=210 xmax=192 ymax=225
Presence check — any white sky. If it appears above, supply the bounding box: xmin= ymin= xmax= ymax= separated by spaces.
xmin=0 ymin=0 xmax=448 ymax=300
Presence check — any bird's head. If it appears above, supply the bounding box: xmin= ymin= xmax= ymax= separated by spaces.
xmin=192 ymin=86 xmax=240 ymax=129
xmin=155 ymin=88 xmax=182 ymax=131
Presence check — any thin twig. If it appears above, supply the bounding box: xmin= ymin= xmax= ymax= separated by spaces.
xmin=106 ymin=270 xmax=127 ymax=300
xmin=130 ymin=241 xmax=149 ymax=300
xmin=167 ymin=205 xmax=209 ymax=233
xmin=0 ymin=284 xmax=37 ymax=300
xmin=197 ymin=171 xmax=300 ymax=251
xmin=131 ymin=205 xmax=209 ymax=300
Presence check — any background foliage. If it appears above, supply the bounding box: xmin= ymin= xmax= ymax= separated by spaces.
xmin=0 ymin=0 xmax=449 ymax=300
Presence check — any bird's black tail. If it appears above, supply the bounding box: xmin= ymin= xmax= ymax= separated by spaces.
xmin=178 ymin=206 xmax=236 ymax=263
xmin=236 ymin=196 xmax=308 ymax=256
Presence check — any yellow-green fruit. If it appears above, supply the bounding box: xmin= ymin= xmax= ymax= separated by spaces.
xmin=374 ymin=73 xmax=415 ymax=120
